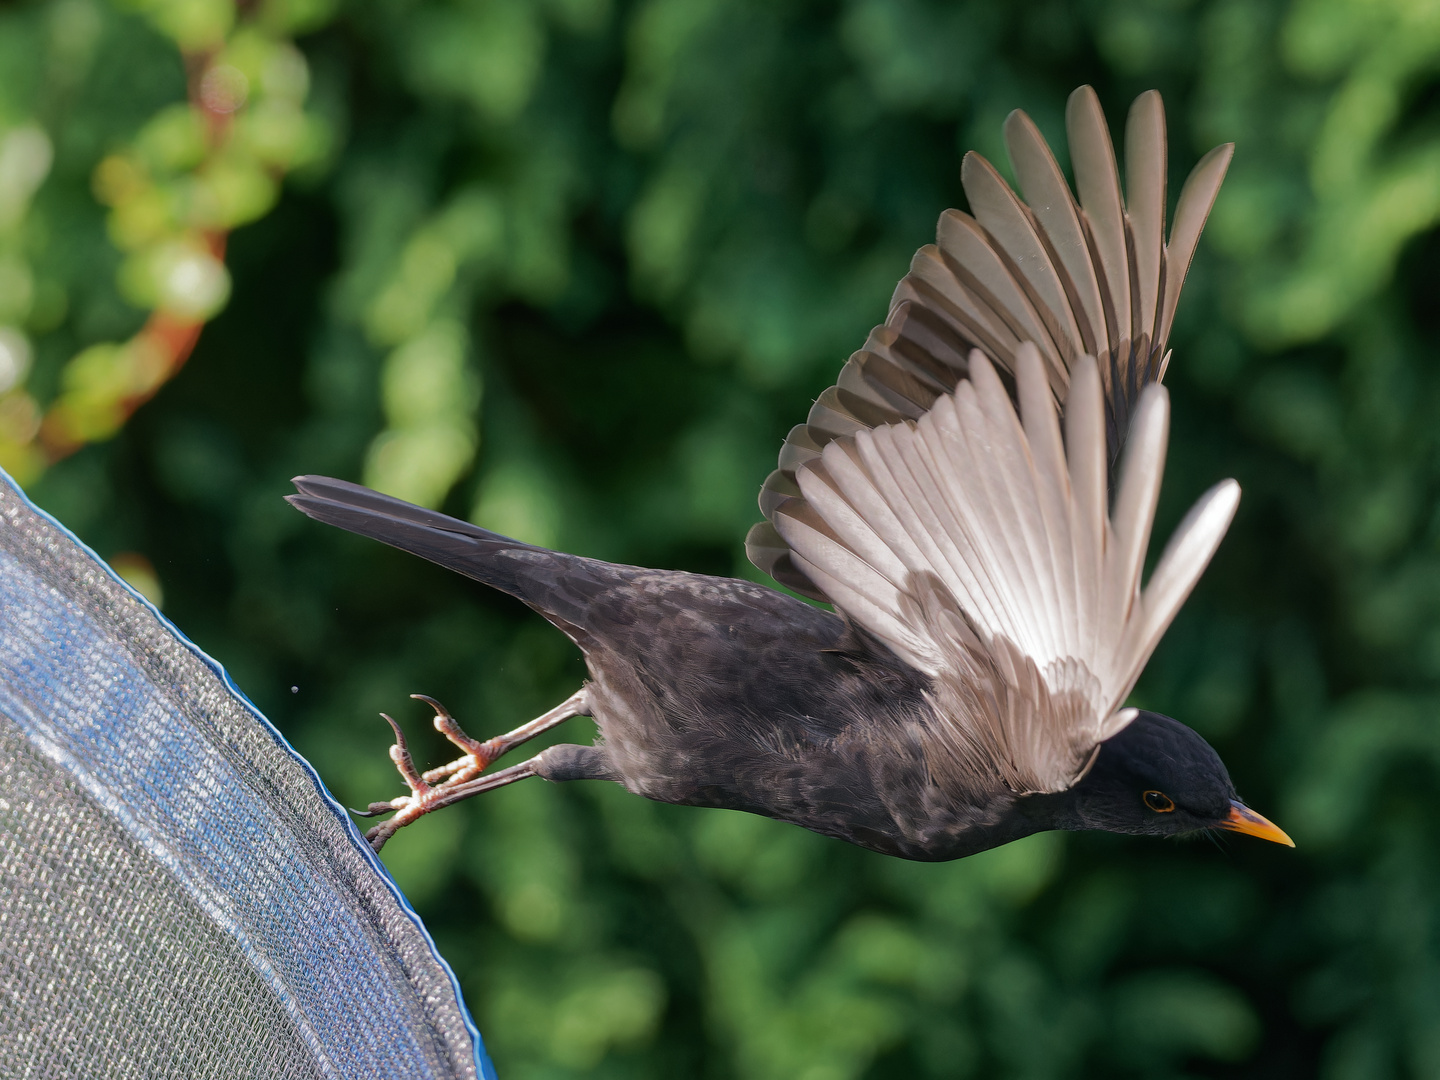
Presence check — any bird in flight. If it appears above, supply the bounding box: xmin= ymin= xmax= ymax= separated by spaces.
xmin=290 ymin=86 xmax=1293 ymax=857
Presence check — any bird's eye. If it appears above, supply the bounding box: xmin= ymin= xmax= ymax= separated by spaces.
xmin=1143 ymin=790 xmax=1175 ymax=813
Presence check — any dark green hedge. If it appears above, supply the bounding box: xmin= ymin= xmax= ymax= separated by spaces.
xmin=5 ymin=0 xmax=1440 ymax=1075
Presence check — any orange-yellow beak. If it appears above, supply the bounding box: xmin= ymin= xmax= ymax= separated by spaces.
xmin=1220 ymin=800 xmax=1294 ymax=847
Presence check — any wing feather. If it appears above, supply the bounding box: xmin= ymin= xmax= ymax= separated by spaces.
xmin=904 ymin=409 xmax=1014 ymax=631
xmin=1117 ymin=477 xmax=1241 ymax=691
xmin=900 ymin=249 xmax=1025 ymax=363
xmin=1105 ymin=383 xmax=1169 ymax=640
xmin=746 ymin=85 xmax=1233 ymax=632
xmin=965 ymin=357 xmax=1063 ymax=659
xmin=772 ymin=499 xmax=926 ymax=659
xmin=774 ymin=348 xmax=1240 ymax=794
xmin=1004 ymin=108 xmax=1109 ymax=358
xmin=1015 ymin=344 xmax=1077 ymax=661
xmin=1124 ymin=90 xmax=1167 ymax=345
xmin=1157 ymin=143 xmax=1234 ymax=347
xmin=935 ymin=210 xmax=1067 ymax=376
xmin=858 ymin=428 xmax=987 ymax=624
xmin=744 ymin=85 xmax=1239 ymax=797
xmin=789 ymin=549 xmax=937 ymax=671
xmin=1065 ymin=354 xmax=1107 ymax=628
xmin=931 ymin=391 xmax=1036 ymax=649
xmin=1066 ymin=86 xmax=1131 ymax=348
xmin=961 ymin=153 xmax=1086 ymax=365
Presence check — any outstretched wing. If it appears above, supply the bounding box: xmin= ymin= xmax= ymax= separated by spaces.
xmin=773 ymin=345 xmax=1239 ymax=795
xmin=748 ymin=86 xmax=1232 ymax=601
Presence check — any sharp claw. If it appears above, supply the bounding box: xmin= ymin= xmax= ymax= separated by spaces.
xmin=412 ymin=693 xmax=489 ymax=760
xmin=362 ymin=691 xmax=568 ymax=850
xmin=380 ymin=711 xmax=429 ymax=796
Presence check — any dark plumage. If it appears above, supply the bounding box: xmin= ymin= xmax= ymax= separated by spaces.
xmin=289 ymin=86 xmax=1293 ymax=857
xmin=288 ymin=476 xmax=1288 ymax=857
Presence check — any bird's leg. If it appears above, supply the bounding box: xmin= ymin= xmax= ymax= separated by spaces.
xmin=363 ymin=758 xmax=545 ymax=850
xmin=356 ymin=687 xmax=591 ymax=852
xmin=415 ymin=689 xmax=590 ymax=787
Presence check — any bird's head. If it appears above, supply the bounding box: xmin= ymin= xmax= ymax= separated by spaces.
xmin=1047 ymin=711 xmax=1293 ymax=846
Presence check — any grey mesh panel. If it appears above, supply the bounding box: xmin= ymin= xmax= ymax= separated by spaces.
xmin=0 ymin=471 xmax=494 ymax=1080
xmin=0 ymin=723 xmax=329 ymax=1079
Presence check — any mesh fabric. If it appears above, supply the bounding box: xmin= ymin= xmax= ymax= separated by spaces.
xmin=0 ymin=471 xmax=493 ymax=1080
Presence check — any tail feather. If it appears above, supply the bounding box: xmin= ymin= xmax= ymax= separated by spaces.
xmin=287 ymin=475 xmax=561 ymax=612
xmin=290 ymin=475 xmax=512 ymax=543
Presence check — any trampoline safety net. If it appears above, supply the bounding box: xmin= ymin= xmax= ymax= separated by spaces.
xmin=0 ymin=469 xmax=495 ymax=1080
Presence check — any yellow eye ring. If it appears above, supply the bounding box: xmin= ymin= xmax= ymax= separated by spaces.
xmin=1143 ymin=790 xmax=1175 ymax=813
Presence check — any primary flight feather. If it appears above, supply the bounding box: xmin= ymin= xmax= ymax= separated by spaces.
xmin=289 ymin=86 xmax=1292 ymax=857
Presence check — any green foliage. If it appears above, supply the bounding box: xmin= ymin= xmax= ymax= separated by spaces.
xmin=0 ymin=0 xmax=332 ymax=476
xmin=6 ymin=0 xmax=1440 ymax=1075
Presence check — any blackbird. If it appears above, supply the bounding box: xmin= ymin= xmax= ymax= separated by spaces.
xmin=290 ymin=86 xmax=1293 ymax=857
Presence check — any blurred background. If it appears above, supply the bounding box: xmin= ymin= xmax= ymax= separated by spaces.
xmin=2 ymin=0 xmax=1437 ymax=1075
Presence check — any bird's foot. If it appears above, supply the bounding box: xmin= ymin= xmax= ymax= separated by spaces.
xmin=413 ymin=694 xmax=500 ymax=788
xmin=356 ymin=700 xmax=490 ymax=850
xmin=351 ymin=710 xmax=444 ymax=849
xmin=358 ymin=688 xmax=591 ymax=851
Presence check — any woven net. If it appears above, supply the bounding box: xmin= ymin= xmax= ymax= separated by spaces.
xmin=0 ymin=471 xmax=492 ymax=1080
